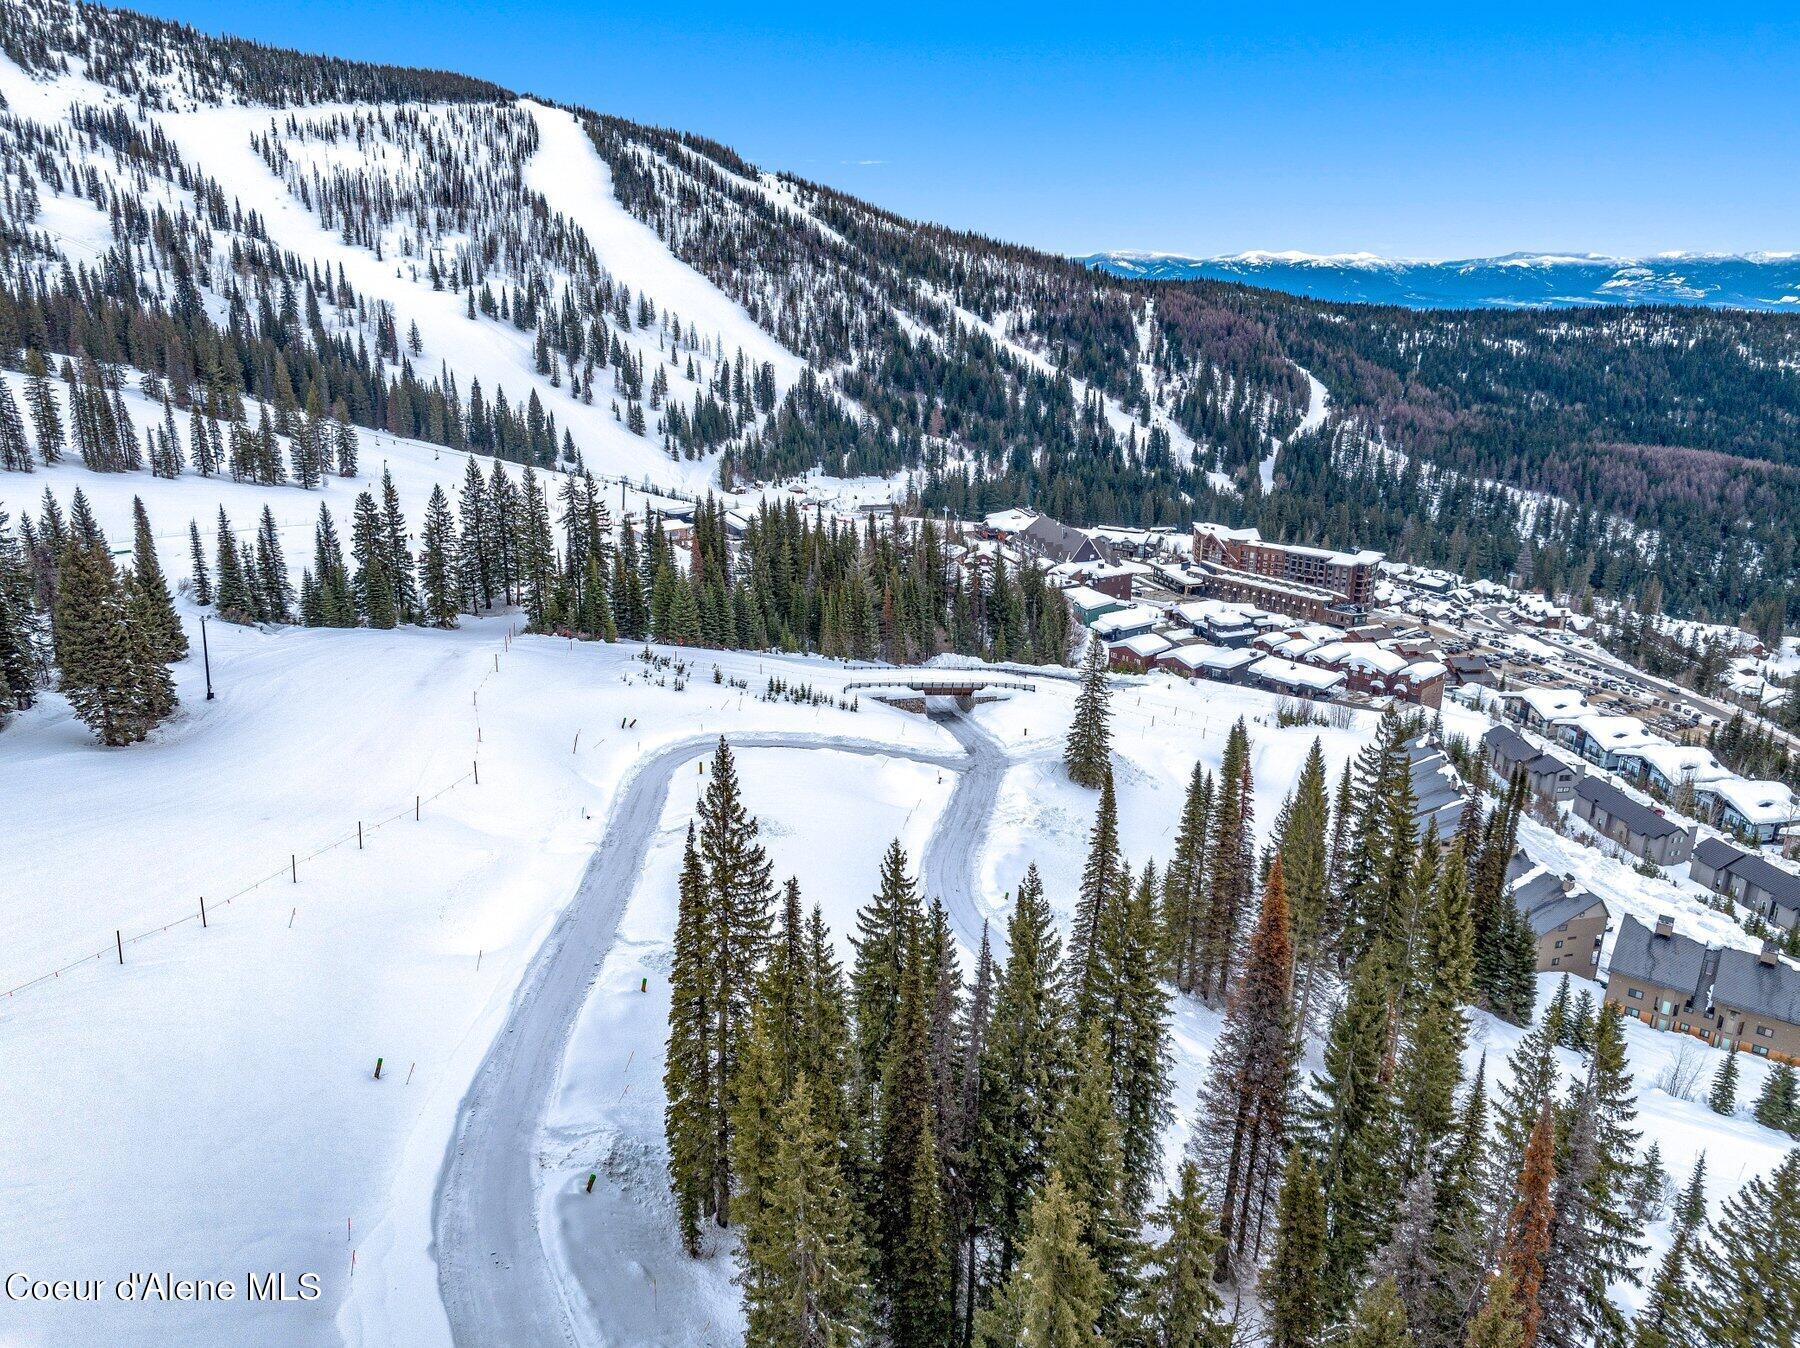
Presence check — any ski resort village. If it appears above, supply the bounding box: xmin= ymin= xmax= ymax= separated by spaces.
xmin=1 ymin=2 xmax=1798 ymax=1346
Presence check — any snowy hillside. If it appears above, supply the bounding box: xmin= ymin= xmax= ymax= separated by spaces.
xmin=3 ymin=3 xmax=1799 ymax=1346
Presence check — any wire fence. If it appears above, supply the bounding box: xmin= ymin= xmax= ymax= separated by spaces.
xmin=2 ymin=627 xmax=516 ymax=1005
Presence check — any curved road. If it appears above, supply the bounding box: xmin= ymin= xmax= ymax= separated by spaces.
xmin=432 ymin=710 xmax=1007 ymax=1346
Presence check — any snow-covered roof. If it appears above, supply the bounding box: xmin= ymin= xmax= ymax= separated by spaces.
xmin=1704 ymin=778 xmax=1799 ymax=828
xmin=1512 ymin=686 xmax=1590 ymax=722
xmin=1110 ymin=632 xmax=1173 ymax=659
xmin=1569 ymin=714 xmax=1658 ymax=753
xmin=983 ymin=508 xmax=1039 ymax=533
xmin=1629 ymin=743 xmax=1733 ymax=787
xmin=1163 ymin=643 xmax=1260 ymax=672
xmin=1399 ymin=660 xmax=1447 ymax=683
xmin=1064 ymin=584 xmax=1122 ymax=611
xmin=1338 ymin=645 xmax=1410 ymax=676
xmin=1091 ymin=606 xmax=1163 ymax=638
xmin=1192 ymin=521 xmax=1262 ymax=545
xmin=1251 ymin=656 xmax=1346 ymax=692
xmin=1268 ymin=635 xmax=1323 ymax=659
xmin=1171 ymin=598 xmax=1268 ymax=628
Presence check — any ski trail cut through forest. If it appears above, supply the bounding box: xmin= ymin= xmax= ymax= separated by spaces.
xmin=431 ymin=711 xmax=1008 ymax=1346
xmin=1260 ymin=364 xmax=1329 ymax=493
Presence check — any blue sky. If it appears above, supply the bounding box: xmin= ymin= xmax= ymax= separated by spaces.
xmin=133 ymin=0 xmax=1800 ymax=259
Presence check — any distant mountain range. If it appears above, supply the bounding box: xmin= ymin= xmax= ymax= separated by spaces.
xmin=1079 ymin=250 xmax=1800 ymax=311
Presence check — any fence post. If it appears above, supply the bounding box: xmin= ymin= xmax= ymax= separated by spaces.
xmin=291 ymin=854 xmax=297 ymax=883
xmin=200 ymin=895 xmax=207 ymax=928
xmin=474 ymin=760 xmax=479 ymax=786
xmin=358 ymin=821 xmax=363 ymax=850
xmin=415 ymin=795 xmax=421 ymax=821
xmin=116 ymin=930 xmax=123 ymax=965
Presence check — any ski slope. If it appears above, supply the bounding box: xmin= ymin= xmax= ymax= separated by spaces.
xmin=1260 ymin=364 xmax=1329 ymax=493
xmin=0 ymin=49 xmax=811 ymax=498
xmin=519 ymin=102 xmax=805 ymax=393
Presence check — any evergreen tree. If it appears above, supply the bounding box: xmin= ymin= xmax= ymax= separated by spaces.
xmin=1161 ymin=763 xmax=1213 ymax=993
xmin=1493 ymin=1106 xmax=1557 ymax=1348
xmin=309 ymin=505 xmax=356 ymax=628
xmin=975 ymin=865 xmax=1072 ymax=1283
xmin=1687 ymin=1148 xmax=1800 ymax=1348
xmin=666 ymin=824 xmax=714 ymax=1253
xmin=23 ymin=348 xmax=64 ymax=463
xmin=0 ymin=377 xmax=29 ymax=472
xmin=1064 ymin=639 xmax=1112 ymax=789
xmin=253 ymin=505 xmax=293 ymax=623
xmin=1049 ymin=1023 xmax=1136 ymax=1315
xmin=878 ymin=923 xmax=952 ymax=1346
xmin=1463 ymin=1270 xmax=1531 ymax=1348
xmin=128 ymin=497 xmax=187 ymax=660
xmin=213 ymin=508 xmax=253 ymax=621
xmin=0 ymin=510 xmax=41 ymax=719
xmin=978 ymin=1171 xmax=1109 ymax=1348
xmin=1708 ymin=1047 xmax=1739 ymax=1116
xmin=54 ymin=536 xmax=176 ymax=745
xmin=1306 ymin=946 xmax=1400 ymax=1305
xmin=1492 ymin=1017 xmax=1562 ymax=1199
xmin=1752 ymin=1062 xmax=1799 ymax=1135
xmin=188 ymin=520 xmax=212 ymax=607
xmin=418 ymin=484 xmax=460 ymax=627
xmin=738 ymin=1075 xmax=869 ymax=1348
xmin=1266 ymin=1149 xmax=1328 ymax=1348
xmin=1344 ymin=1277 xmax=1418 ymax=1348
xmin=380 ymin=468 xmax=419 ymax=622
xmin=1278 ymin=739 xmax=1333 ymax=1026
xmin=697 ymin=738 xmax=775 ymax=1227
xmin=1089 ymin=861 xmax=1173 ymax=1223
xmin=1196 ymin=719 xmax=1254 ymax=1002
xmin=1142 ymin=1161 xmax=1228 ymax=1348
xmin=1190 ymin=853 xmax=1294 ymax=1269
xmin=1070 ymin=769 xmax=1122 ymax=997
xmin=851 ymin=839 xmax=923 ymax=1101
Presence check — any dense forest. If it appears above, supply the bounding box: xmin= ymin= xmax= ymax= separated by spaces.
xmin=660 ymin=690 xmax=1800 ymax=1345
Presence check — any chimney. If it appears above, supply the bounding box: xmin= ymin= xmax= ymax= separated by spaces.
xmin=1654 ymin=915 xmax=1675 ymax=939
xmin=1760 ymin=942 xmax=1780 ymax=968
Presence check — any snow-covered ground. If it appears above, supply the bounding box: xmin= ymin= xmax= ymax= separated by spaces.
xmin=4 ymin=404 xmax=1796 ymax=1346
xmin=0 ymin=598 xmax=956 ymax=1345
xmin=3 ymin=590 xmax=1795 ymax=1344
xmin=537 ymin=749 xmax=957 ymax=1345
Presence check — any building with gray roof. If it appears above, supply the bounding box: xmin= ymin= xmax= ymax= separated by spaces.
xmin=1573 ymin=776 xmax=1695 ymax=866
xmin=1607 ymin=914 xmax=1800 ymax=1061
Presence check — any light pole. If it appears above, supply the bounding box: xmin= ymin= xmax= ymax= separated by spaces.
xmin=200 ymin=614 xmax=215 ymax=701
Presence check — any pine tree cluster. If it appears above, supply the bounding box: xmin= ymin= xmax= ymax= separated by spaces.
xmin=3 ymin=488 xmax=184 ymax=744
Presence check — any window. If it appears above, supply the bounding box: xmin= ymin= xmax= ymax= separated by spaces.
xmin=1550 ymin=957 xmax=1560 ymax=967
xmin=1627 ymin=988 xmax=1643 ymax=1000
xmin=1659 ymin=998 xmax=1675 ymax=1015
xmin=1754 ymin=1046 xmax=1770 ymax=1058
xmin=1757 ymin=1026 xmax=1774 ymax=1038
xmin=1555 ymin=939 xmax=1565 ymax=949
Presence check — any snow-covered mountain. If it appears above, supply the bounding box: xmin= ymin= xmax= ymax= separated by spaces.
xmin=1082 ymin=249 xmax=1800 ymax=310
xmin=5 ymin=0 xmax=1800 ymax=624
